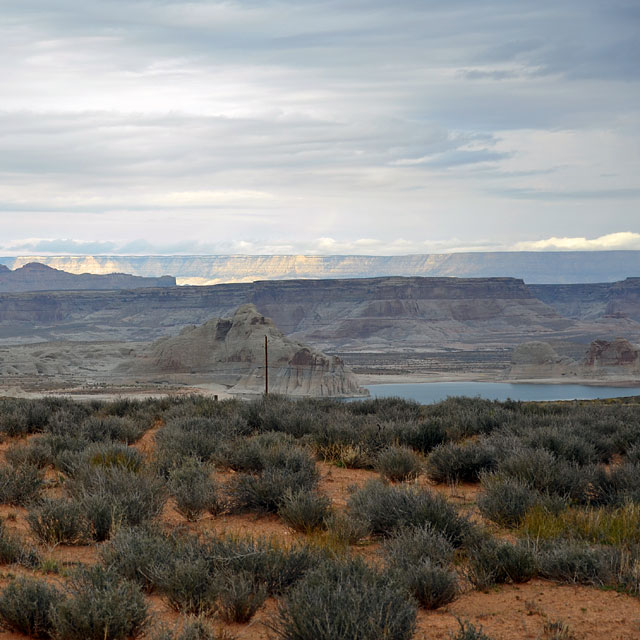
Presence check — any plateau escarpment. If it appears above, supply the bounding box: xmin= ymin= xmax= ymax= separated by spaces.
xmin=0 ymin=276 xmax=585 ymax=350
xmin=2 ymin=250 xmax=639 ymax=284
xmin=0 ymin=262 xmax=176 ymax=293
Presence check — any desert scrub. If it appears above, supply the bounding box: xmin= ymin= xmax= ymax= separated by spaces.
xmin=83 ymin=441 xmax=143 ymax=472
xmin=0 ymin=463 xmax=44 ymax=505
xmin=0 ymin=520 xmax=40 ymax=567
xmin=382 ymin=523 xmax=456 ymax=568
xmin=5 ymin=437 xmax=54 ymax=468
xmin=155 ymin=417 xmax=225 ymax=468
xmin=80 ymin=415 xmax=145 ymax=444
xmin=324 ymin=512 xmax=369 ymax=545
xmin=535 ymin=539 xmax=621 ymax=585
xmin=27 ymin=498 xmax=90 ymax=545
xmin=466 ymin=539 xmax=537 ymax=589
xmin=478 ymin=474 xmax=541 ymax=528
xmin=216 ymin=571 xmax=267 ymax=623
xmin=278 ymin=489 xmax=331 ymax=533
xmin=271 ymin=557 xmax=416 ymax=640
xmin=168 ymin=460 xmax=221 ymax=521
xmin=449 ymin=619 xmax=494 ymax=640
xmin=226 ymin=446 xmax=318 ymax=514
xmin=0 ymin=576 xmax=61 ymax=638
xmin=346 ymin=479 xmax=472 ymax=546
xmin=427 ymin=440 xmax=496 ymax=484
xmin=52 ymin=565 xmax=148 ymax=640
xmin=398 ymin=419 xmax=447 ymax=453
xmin=520 ymin=503 xmax=640 ymax=547
xmin=397 ymin=561 xmax=458 ymax=609
xmin=375 ymin=445 xmax=423 ymax=481
xmin=69 ymin=466 xmax=167 ymax=540
xmin=100 ymin=526 xmax=175 ymax=592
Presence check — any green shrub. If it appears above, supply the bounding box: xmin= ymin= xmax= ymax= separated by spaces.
xmin=0 ymin=576 xmax=61 ymax=638
xmin=0 ymin=463 xmax=44 ymax=505
xmin=466 ymin=540 xmax=537 ymax=589
xmin=51 ymin=565 xmax=148 ymax=640
xmin=85 ymin=442 xmax=143 ymax=473
xmin=428 ymin=440 xmax=496 ymax=484
xmin=99 ymin=526 xmax=174 ymax=592
xmin=375 ymin=446 xmax=422 ymax=482
xmin=278 ymin=490 xmax=331 ymax=533
xmin=27 ymin=498 xmax=90 ymax=545
xmin=271 ymin=558 xmax=416 ymax=640
xmin=216 ymin=571 xmax=267 ymax=623
xmin=346 ymin=479 xmax=472 ymax=546
xmin=169 ymin=460 xmax=221 ymax=521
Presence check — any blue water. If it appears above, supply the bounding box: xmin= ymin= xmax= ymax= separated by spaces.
xmin=363 ymin=382 xmax=640 ymax=404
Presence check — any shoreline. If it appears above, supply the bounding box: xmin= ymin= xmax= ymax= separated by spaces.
xmin=358 ymin=372 xmax=640 ymax=388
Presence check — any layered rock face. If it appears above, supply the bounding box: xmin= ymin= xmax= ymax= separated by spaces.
xmin=138 ymin=304 xmax=365 ymax=397
xmin=0 ymin=262 xmax=175 ymax=293
xmin=0 ymin=276 xmax=578 ymax=349
xmin=508 ymin=338 xmax=640 ymax=380
xmin=2 ymin=251 xmax=639 ymax=285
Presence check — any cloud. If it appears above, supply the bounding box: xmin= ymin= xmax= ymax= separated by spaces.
xmin=0 ymin=1 xmax=638 ymax=253
xmin=514 ymin=232 xmax=640 ymax=251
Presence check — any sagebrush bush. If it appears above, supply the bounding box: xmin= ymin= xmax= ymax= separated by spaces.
xmin=399 ymin=420 xmax=447 ymax=454
xmin=466 ymin=540 xmax=537 ymax=589
xmin=0 ymin=520 xmax=40 ymax=567
xmin=99 ymin=526 xmax=174 ymax=592
xmin=383 ymin=523 xmax=455 ymax=568
xmin=395 ymin=560 xmax=458 ymax=609
xmin=346 ymin=479 xmax=472 ymax=546
xmin=477 ymin=474 xmax=540 ymax=528
xmin=375 ymin=446 xmax=422 ymax=481
xmin=51 ymin=565 xmax=148 ymax=640
xmin=27 ymin=498 xmax=90 ymax=545
xmin=216 ymin=571 xmax=267 ymax=623
xmin=271 ymin=558 xmax=416 ymax=640
xmin=84 ymin=442 xmax=143 ymax=473
xmin=535 ymin=539 xmax=621 ymax=585
xmin=427 ymin=440 xmax=496 ymax=484
xmin=0 ymin=463 xmax=44 ymax=505
xmin=5 ymin=438 xmax=54 ymax=469
xmin=169 ymin=460 xmax=221 ymax=521
xmin=0 ymin=576 xmax=61 ymax=638
xmin=81 ymin=415 xmax=144 ymax=443
xmin=449 ymin=619 xmax=494 ymax=640
xmin=324 ymin=512 xmax=369 ymax=545
xmin=69 ymin=466 xmax=167 ymax=540
xmin=278 ymin=489 xmax=331 ymax=533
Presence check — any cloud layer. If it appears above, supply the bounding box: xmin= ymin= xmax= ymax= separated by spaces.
xmin=0 ymin=0 xmax=638 ymax=254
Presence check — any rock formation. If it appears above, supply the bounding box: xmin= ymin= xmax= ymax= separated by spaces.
xmin=137 ymin=304 xmax=366 ymax=397
xmin=508 ymin=342 xmax=577 ymax=379
xmin=0 ymin=262 xmax=175 ymax=293
xmin=583 ymin=338 xmax=640 ymax=375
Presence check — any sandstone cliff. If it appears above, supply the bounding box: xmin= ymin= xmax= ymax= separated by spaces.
xmin=0 ymin=262 xmax=176 ymax=293
xmin=136 ymin=304 xmax=365 ymax=397
xmin=2 ymin=251 xmax=639 ymax=285
xmin=508 ymin=342 xmax=577 ymax=379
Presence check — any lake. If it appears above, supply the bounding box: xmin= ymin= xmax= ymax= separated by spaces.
xmin=363 ymin=382 xmax=640 ymax=404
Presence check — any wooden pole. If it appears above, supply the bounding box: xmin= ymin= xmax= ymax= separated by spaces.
xmin=264 ymin=335 xmax=269 ymax=395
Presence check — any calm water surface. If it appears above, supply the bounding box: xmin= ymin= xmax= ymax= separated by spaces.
xmin=363 ymin=382 xmax=640 ymax=404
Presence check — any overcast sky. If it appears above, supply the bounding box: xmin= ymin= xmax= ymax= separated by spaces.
xmin=1 ymin=0 xmax=639 ymax=255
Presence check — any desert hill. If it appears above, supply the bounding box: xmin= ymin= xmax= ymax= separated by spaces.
xmin=134 ymin=304 xmax=365 ymax=397
xmin=0 ymin=262 xmax=175 ymax=293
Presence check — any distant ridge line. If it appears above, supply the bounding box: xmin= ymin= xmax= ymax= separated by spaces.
xmin=1 ymin=251 xmax=639 ymax=285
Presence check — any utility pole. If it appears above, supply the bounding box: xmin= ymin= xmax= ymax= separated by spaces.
xmin=264 ymin=335 xmax=269 ymax=395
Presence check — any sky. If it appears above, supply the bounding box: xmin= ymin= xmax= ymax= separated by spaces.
xmin=1 ymin=0 xmax=639 ymax=256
